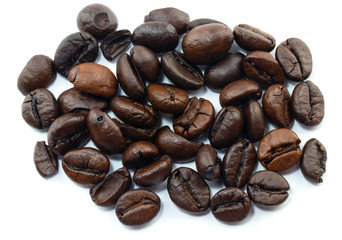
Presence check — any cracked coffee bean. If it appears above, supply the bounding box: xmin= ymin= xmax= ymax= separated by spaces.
xmin=167 ymin=167 xmax=210 ymax=212
xmin=100 ymin=29 xmax=131 ymax=61
xmin=33 ymin=141 xmax=58 ymax=178
xmin=186 ymin=18 xmax=225 ymax=32
xmin=195 ymin=144 xmax=221 ymax=181
xmin=122 ymin=141 xmax=159 ymax=169
xmin=244 ymin=100 xmax=265 ymax=142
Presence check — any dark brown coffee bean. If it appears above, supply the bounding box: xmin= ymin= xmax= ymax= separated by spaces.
xmin=87 ymin=107 xmax=126 ymax=155
xmin=130 ymin=45 xmax=161 ymax=83
xmin=205 ymin=52 xmax=245 ymax=92
xmin=233 ymin=24 xmax=276 ymax=52
xmin=291 ymin=80 xmax=324 ymax=126
xmin=276 ymin=38 xmax=312 ymax=81
xmin=243 ymin=51 xmax=285 ymax=88
xmin=186 ymin=18 xmax=225 ymax=32
xmin=122 ymin=141 xmax=159 ymax=169
xmin=90 ymin=167 xmax=132 ymax=207
xmin=154 ymin=126 xmax=204 ymax=161
xmin=144 ymin=7 xmax=190 ymax=34
xmin=208 ymin=106 xmax=244 ymax=149
xmin=167 ymin=167 xmax=210 ymax=212
xmin=195 ymin=144 xmax=221 ymax=181
xmin=247 ymin=170 xmax=290 ymax=206
xmin=132 ymin=21 xmax=179 ymax=53
xmin=133 ymin=155 xmax=173 ymax=187
xmin=244 ymin=100 xmax=265 ymax=142
xmin=22 ymin=88 xmax=59 ymax=129
xmin=211 ymin=187 xmax=251 ymax=222
xmin=173 ymin=97 xmax=215 ymax=139
xmin=147 ymin=83 xmax=189 ymax=114
xmin=115 ymin=189 xmax=160 ymax=226
xmin=182 ymin=23 xmax=234 ymax=65
xmin=222 ymin=140 xmax=257 ymax=188
xmin=301 ymin=138 xmax=327 ymax=183
xmin=68 ymin=62 xmax=118 ymax=98
xmin=17 ymin=55 xmax=56 ymax=95
xmin=77 ymin=3 xmax=118 ymax=40
xmin=219 ymin=79 xmax=261 ymax=107
xmin=110 ymin=96 xmax=159 ymax=129
xmin=54 ymin=32 xmax=98 ymax=77
xmin=116 ymin=53 xmax=146 ymax=101
xmin=257 ymin=128 xmax=302 ymax=172
xmin=33 ymin=141 xmax=58 ymax=178
xmin=262 ymin=84 xmax=293 ymax=128
xmin=100 ymin=29 xmax=131 ymax=61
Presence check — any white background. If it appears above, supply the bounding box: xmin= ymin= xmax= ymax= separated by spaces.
xmin=0 ymin=0 xmax=341 ymax=239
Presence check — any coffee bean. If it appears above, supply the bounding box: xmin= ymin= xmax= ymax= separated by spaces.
xmin=90 ymin=167 xmax=132 ymax=207
xmin=247 ymin=170 xmax=290 ymax=206
xmin=244 ymin=100 xmax=265 ymax=142
xmin=17 ymin=55 xmax=56 ymax=95
xmin=161 ymin=50 xmax=205 ymax=90
xmin=167 ymin=167 xmax=210 ymax=212
xmin=276 ymin=38 xmax=312 ymax=81
xmin=22 ymin=88 xmax=59 ymax=129
xmin=186 ymin=18 xmax=226 ymax=32
xmin=211 ymin=187 xmax=251 ymax=222
xmin=62 ymin=147 xmax=109 ymax=185
xmin=182 ymin=23 xmax=234 ymax=65
xmin=115 ymin=189 xmax=160 ymax=225
xmin=122 ymin=141 xmax=159 ymax=169
xmin=222 ymin=140 xmax=257 ymax=188
xmin=301 ymin=138 xmax=327 ymax=183
xmin=77 ymin=3 xmax=118 ymax=40
xmin=33 ymin=141 xmax=58 ymax=178
xmin=54 ymin=31 xmax=98 ymax=77
xmin=233 ymin=24 xmax=276 ymax=52
xmin=262 ymin=84 xmax=293 ymax=128
xmin=291 ymin=80 xmax=324 ymax=126
xmin=243 ymin=50 xmax=285 ymax=88
xmin=257 ymin=128 xmax=302 ymax=172
xmin=195 ymin=144 xmax=221 ymax=181
xmin=100 ymin=29 xmax=131 ymax=61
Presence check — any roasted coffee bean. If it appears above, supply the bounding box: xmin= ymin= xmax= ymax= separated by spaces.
xmin=257 ymin=128 xmax=302 ymax=172
xmin=54 ymin=31 xmax=98 ymax=77
xmin=205 ymin=52 xmax=245 ymax=92
xmin=147 ymin=83 xmax=189 ymax=114
xmin=262 ymin=84 xmax=293 ymax=128
xmin=247 ymin=170 xmax=290 ymax=206
xmin=130 ymin=45 xmax=161 ymax=83
xmin=115 ymin=189 xmax=160 ymax=226
xmin=87 ymin=107 xmax=126 ymax=155
xmin=222 ymin=140 xmax=257 ymax=188
xmin=131 ymin=21 xmax=179 ymax=53
xmin=68 ymin=62 xmax=118 ymax=98
xmin=47 ymin=112 xmax=89 ymax=156
xmin=154 ymin=126 xmax=203 ymax=161
xmin=291 ymin=80 xmax=324 ymax=126
xmin=233 ymin=24 xmax=276 ymax=52
xmin=90 ymin=167 xmax=132 ymax=207
xmin=77 ymin=3 xmax=118 ymax=40
xmin=186 ymin=18 xmax=225 ymax=32
xmin=144 ymin=7 xmax=190 ymax=34
xmin=173 ymin=97 xmax=215 ymax=139
xmin=161 ymin=51 xmax=205 ymax=90
xmin=211 ymin=187 xmax=251 ymax=222
xmin=17 ymin=55 xmax=56 ymax=95
xmin=62 ymin=147 xmax=110 ymax=185
xmin=133 ymin=155 xmax=173 ymax=187
xmin=182 ymin=23 xmax=234 ymax=65
xmin=100 ymin=29 xmax=131 ymax=61
xmin=167 ymin=167 xmax=210 ymax=212
xmin=244 ymin=100 xmax=265 ymax=142
xmin=111 ymin=96 xmax=159 ymax=129
xmin=208 ymin=106 xmax=244 ymax=149
xmin=122 ymin=141 xmax=159 ymax=169
xmin=22 ymin=88 xmax=59 ymax=129
xmin=34 ymin=141 xmax=58 ymax=178
xmin=219 ymin=79 xmax=261 ymax=107
xmin=243 ymin=51 xmax=285 ymax=88
xmin=195 ymin=144 xmax=221 ymax=181
xmin=276 ymin=38 xmax=312 ymax=81
xmin=301 ymin=138 xmax=327 ymax=183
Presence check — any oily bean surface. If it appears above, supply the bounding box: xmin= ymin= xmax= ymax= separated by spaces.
xmin=34 ymin=141 xmax=58 ymax=178
xmin=195 ymin=144 xmax=221 ymax=181
xmin=244 ymin=100 xmax=265 ymax=142
xmin=186 ymin=18 xmax=225 ymax=31
xmin=122 ymin=141 xmax=159 ymax=169
xmin=100 ymin=29 xmax=131 ymax=61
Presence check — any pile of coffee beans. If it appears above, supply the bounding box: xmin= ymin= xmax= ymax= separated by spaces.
xmin=19 ymin=4 xmax=327 ymax=225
